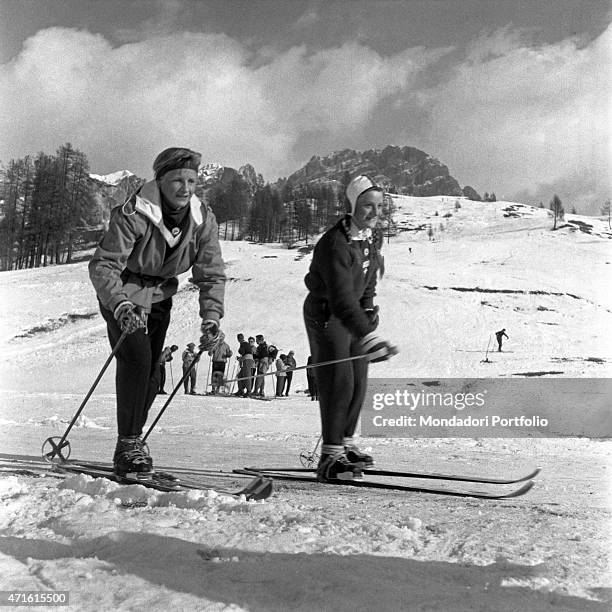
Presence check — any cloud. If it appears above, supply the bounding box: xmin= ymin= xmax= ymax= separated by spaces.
xmin=0 ymin=21 xmax=609 ymax=207
xmin=113 ymin=0 xmax=185 ymax=43
xmin=0 ymin=27 xmax=443 ymax=179
xmin=293 ymin=5 xmax=320 ymax=31
xmin=415 ymin=24 xmax=611 ymax=205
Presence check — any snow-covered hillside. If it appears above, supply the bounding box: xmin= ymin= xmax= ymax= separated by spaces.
xmin=0 ymin=196 xmax=610 ymax=610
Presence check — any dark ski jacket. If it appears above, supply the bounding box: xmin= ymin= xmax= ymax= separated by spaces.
xmin=304 ymin=216 xmax=379 ymax=339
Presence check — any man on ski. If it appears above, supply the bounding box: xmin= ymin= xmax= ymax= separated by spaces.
xmin=496 ymin=328 xmax=509 ymax=352
xmin=208 ymin=338 xmax=232 ymax=393
xmin=284 ymin=350 xmax=296 ymax=396
xmin=234 ymin=333 xmax=254 ymax=397
xmin=89 ymin=147 xmax=226 ymax=477
xmin=253 ymin=334 xmax=269 ymax=396
xmin=274 ymin=353 xmax=287 ymax=397
xmin=182 ymin=343 xmax=199 ymax=394
xmin=303 ymin=175 xmax=396 ymax=483
xmin=158 ymin=344 xmax=178 ymax=394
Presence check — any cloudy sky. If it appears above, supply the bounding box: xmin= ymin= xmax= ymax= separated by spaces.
xmin=0 ymin=0 xmax=610 ymax=211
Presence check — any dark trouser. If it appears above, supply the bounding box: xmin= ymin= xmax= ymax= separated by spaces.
xmin=237 ymin=361 xmax=253 ymax=394
xmin=284 ymin=371 xmax=293 ymax=395
xmin=211 ymin=360 xmax=225 ymax=391
xmin=212 ymin=360 xmax=226 ymax=375
xmin=159 ymin=364 xmax=167 ymax=392
xmin=304 ymin=310 xmax=368 ymax=446
xmin=276 ymin=376 xmax=286 ymax=396
xmin=183 ymin=366 xmax=197 ymax=393
xmin=100 ymin=297 xmax=172 ymax=437
xmin=254 ymin=362 xmax=268 ymax=395
xmin=307 ymin=372 xmax=318 ymax=399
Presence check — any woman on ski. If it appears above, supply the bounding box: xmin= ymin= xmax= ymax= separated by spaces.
xmin=303 ymin=175 xmax=396 ymax=483
xmin=89 ymin=147 xmax=226 ymax=477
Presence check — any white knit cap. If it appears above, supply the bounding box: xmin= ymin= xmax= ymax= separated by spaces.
xmin=346 ymin=175 xmax=377 ymax=214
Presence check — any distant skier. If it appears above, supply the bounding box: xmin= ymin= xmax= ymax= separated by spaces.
xmin=253 ymin=335 xmax=269 ymax=397
xmin=303 ymin=175 xmax=397 ymax=483
xmin=306 ymin=355 xmax=318 ymax=401
xmin=275 ymin=353 xmax=287 ymax=397
xmin=208 ymin=338 xmax=232 ymax=393
xmin=182 ymin=343 xmax=198 ymax=394
xmin=235 ymin=333 xmax=254 ymax=397
xmin=284 ymin=350 xmax=296 ymax=396
xmin=158 ymin=344 xmax=178 ymax=394
xmin=496 ymin=328 xmax=509 ymax=352
xmin=89 ymin=147 xmax=226 ymax=477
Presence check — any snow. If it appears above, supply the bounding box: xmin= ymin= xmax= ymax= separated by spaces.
xmin=89 ymin=170 xmax=135 ymax=186
xmin=0 ymin=196 xmax=611 ymax=611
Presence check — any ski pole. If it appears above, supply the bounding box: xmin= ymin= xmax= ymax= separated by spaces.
xmin=299 ymin=435 xmax=322 ymax=467
xmin=169 ymin=361 xmax=174 ymax=387
xmin=221 ymin=353 xmax=371 ymax=387
xmin=142 ymin=348 xmax=204 ymax=442
xmin=42 ymin=330 xmax=128 ymax=462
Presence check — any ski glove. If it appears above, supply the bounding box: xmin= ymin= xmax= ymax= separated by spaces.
xmin=360 ymin=332 xmax=398 ymax=363
xmin=114 ymin=301 xmax=146 ymax=334
xmin=199 ymin=319 xmax=224 ymax=352
xmin=364 ymin=305 xmax=380 ymax=330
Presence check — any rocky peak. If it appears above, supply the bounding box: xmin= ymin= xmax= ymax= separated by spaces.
xmin=285 ymin=145 xmax=463 ymax=197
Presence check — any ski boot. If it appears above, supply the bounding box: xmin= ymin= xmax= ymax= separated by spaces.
xmin=344 ymin=444 xmax=374 ymax=468
xmin=113 ymin=436 xmax=153 ymax=478
xmin=316 ymin=452 xmax=363 ymax=483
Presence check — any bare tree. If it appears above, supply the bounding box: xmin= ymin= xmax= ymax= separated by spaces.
xmin=550 ymin=194 xmax=564 ymax=230
xmin=602 ymin=199 xmax=611 ymax=230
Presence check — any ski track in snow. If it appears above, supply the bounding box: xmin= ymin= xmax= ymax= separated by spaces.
xmin=0 ymin=196 xmax=611 ymax=611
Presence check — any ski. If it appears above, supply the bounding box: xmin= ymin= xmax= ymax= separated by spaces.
xmin=58 ymin=462 xmax=273 ymax=500
xmin=243 ymin=465 xmax=540 ymax=485
xmin=235 ymin=469 xmax=535 ymax=499
xmin=0 ymin=456 xmax=273 ymax=500
xmin=0 ymin=458 xmax=273 ymax=500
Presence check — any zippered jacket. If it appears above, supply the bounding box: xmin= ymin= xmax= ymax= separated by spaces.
xmin=89 ymin=180 xmax=225 ymax=322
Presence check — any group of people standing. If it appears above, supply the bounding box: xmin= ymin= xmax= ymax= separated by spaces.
xmin=88 ymin=146 xmax=396 ymax=482
xmin=156 ymin=341 xmax=213 ymax=395
xmin=234 ymin=333 xmax=296 ymax=398
xmin=157 ymin=334 xmax=298 ymax=398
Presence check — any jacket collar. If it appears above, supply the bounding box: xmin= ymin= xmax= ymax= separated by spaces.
xmin=134 ymin=180 xmax=204 ymax=245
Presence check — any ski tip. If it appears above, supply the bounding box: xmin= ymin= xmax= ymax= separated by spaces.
xmin=497 ymin=479 xmax=535 ymax=498
xmin=525 ymin=467 xmax=541 ymax=481
xmin=511 ymin=467 xmax=540 ymax=482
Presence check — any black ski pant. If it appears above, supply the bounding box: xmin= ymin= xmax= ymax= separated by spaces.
xmin=304 ymin=311 xmax=368 ymax=446
xmin=284 ymin=371 xmax=293 ymax=395
xmin=237 ymin=361 xmax=253 ymax=395
xmin=183 ymin=366 xmax=197 ymax=393
xmin=99 ymin=297 xmax=172 ymax=437
xmin=159 ymin=364 xmax=167 ymax=392
xmin=212 ymin=360 xmax=226 ymax=374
